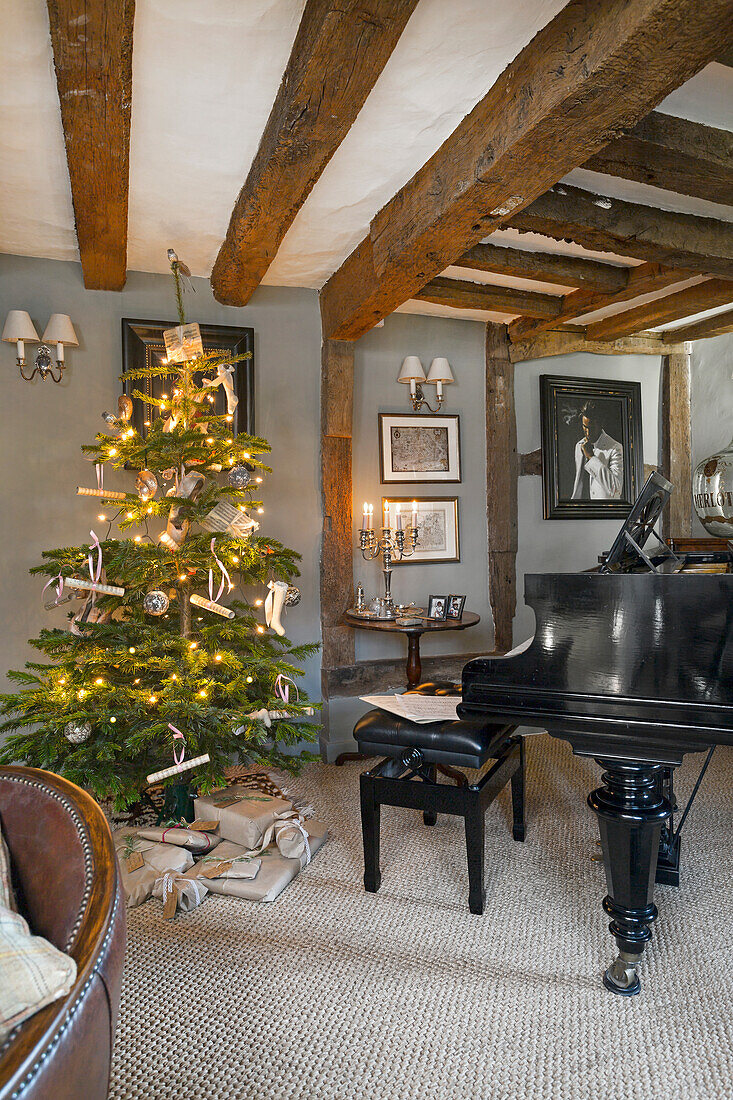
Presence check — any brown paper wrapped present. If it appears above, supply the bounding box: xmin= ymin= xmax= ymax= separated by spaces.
xmin=136 ymin=824 xmax=221 ymax=853
xmin=113 ymin=830 xmax=194 ymax=908
xmin=187 ymin=826 xmax=327 ymax=903
xmin=191 ymin=842 xmax=262 ymax=880
xmin=152 ymin=871 xmax=209 ymax=919
xmin=193 ymin=786 xmax=292 ymax=850
xmin=254 ymin=813 xmax=329 ymax=863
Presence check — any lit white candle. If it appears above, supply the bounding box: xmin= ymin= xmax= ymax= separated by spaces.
xmin=362 ymin=502 xmax=368 ymax=531
xmin=383 ymin=501 xmax=390 ymax=529
xmin=395 ymin=503 xmax=402 ymax=530
xmin=368 ymin=504 xmax=374 ymax=529
xmin=411 ymin=500 xmax=418 ymax=528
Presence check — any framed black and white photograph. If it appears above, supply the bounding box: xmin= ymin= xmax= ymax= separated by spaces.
xmin=446 ymin=594 xmax=466 ymax=620
xmin=427 ymin=595 xmax=448 ymax=621
xmin=382 ymin=497 xmax=460 ymax=565
xmin=539 ymin=375 xmax=643 ymax=520
xmin=122 ymin=319 xmax=255 ymax=442
xmin=379 ymin=414 xmax=461 ymax=483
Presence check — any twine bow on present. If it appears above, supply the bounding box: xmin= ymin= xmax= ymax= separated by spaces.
xmin=209 ymin=538 xmax=232 ymax=603
xmin=156 ymin=871 xmax=207 ymax=919
xmin=251 ymin=810 xmax=311 ymax=865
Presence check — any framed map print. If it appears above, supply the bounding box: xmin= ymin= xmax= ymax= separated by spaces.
xmin=379 ymin=414 xmax=461 ymax=483
xmin=381 ymin=497 xmax=460 ymax=564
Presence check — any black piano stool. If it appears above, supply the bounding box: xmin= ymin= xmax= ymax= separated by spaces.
xmin=354 ymin=682 xmax=525 ymax=914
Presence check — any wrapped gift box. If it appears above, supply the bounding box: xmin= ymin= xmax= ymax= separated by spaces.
xmin=186 ymin=825 xmax=328 ymax=903
xmin=193 ymin=786 xmax=292 ymax=850
xmin=137 ymin=825 xmax=221 ymax=853
xmin=113 ymin=829 xmax=194 ymax=908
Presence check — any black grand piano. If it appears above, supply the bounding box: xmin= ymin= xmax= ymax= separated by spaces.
xmin=459 ymin=473 xmax=733 ymax=996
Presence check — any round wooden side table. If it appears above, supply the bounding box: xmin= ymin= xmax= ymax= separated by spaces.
xmin=343 ymin=609 xmax=481 ymax=688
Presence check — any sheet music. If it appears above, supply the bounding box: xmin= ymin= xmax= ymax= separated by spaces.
xmin=360 ymin=694 xmax=460 ymax=724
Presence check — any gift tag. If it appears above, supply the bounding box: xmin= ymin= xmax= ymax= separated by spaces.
xmin=200 ymin=860 xmax=233 ymax=879
xmin=212 ymin=795 xmax=241 ymax=808
xmin=124 ymin=851 xmax=144 ymax=873
xmin=190 ymin=820 xmax=219 ymax=832
xmin=162 ymin=887 xmax=179 ymax=920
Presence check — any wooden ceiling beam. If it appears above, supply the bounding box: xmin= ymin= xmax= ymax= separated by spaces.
xmin=662 ymin=307 xmax=733 ymax=343
xmin=585 ymin=279 xmax=733 ymax=340
xmin=510 ymin=184 xmax=733 ymax=279
xmin=47 ymin=0 xmax=135 ymax=291
xmin=583 ymin=112 xmax=733 ymax=207
xmin=414 ymin=277 xmax=562 ymax=319
xmin=454 ymin=243 xmax=628 ymax=292
xmin=508 ymin=261 xmax=689 ymax=343
xmin=508 ymin=329 xmax=683 ymax=363
xmin=320 ymin=0 xmax=733 ymax=340
xmin=211 ymin=0 xmax=418 ymax=307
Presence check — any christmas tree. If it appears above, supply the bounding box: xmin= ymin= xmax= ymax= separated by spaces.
xmin=0 ymin=253 xmax=318 ymax=810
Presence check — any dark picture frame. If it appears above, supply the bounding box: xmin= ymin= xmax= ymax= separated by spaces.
xmin=446 ymin=594 xmax=466 ymax=620
xmin=427 ymin=595 xmax=448 ymax=621
xmin=121 ymin=319 xmax=255 ymax=442
xmin=379 ymin=413 xmax=461 ymax=484
xmin=539 ymin=374 xmax=643 ymax=520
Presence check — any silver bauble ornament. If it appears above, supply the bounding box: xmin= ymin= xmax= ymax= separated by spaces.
xmin=136 ymin=469 xmax=158 ymax=501
xmin=64 ymin=719 xmax=91 ymax=744
xmin=228 ymin=465 xmax=251 ymax=490
xmin=285 ymin=585 xmax=301 ymax=607
xmin=143 ymin=590 xmax=170 ymax=616
xmin=101 ymin=410 xmax=117 ymax=426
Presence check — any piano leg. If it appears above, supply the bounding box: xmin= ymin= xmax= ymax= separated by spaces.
xmin=588 ymin=760 xmax=672 ymax=996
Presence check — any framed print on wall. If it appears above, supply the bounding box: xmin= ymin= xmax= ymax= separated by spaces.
xmin=382 ymin=497 xmax=460 ymax=564
xmin=539 ymin=375 xmax=643 ymax=520
xmin=379 ymin=413 xmax=461 ymax=483
xmin=121 ymin=319 xmax=255 ymax=442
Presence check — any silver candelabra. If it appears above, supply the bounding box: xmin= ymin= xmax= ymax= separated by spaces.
xmin=359 ymin=506 xmax=419 ymax=617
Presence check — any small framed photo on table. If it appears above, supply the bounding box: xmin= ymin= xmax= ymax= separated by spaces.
xmin=427 ymin=595 xmax=448 ymax=621
xmin=446 ymin=595 xmax=466 ymax=620
xmin=381 ymin=497 xmax=460 ymax=565
xmin=379 ymin=413 xmax=461 ymax=483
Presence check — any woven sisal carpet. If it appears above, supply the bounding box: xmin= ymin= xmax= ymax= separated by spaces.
xmin=110 ymin=735 xmax=733 ymax=1100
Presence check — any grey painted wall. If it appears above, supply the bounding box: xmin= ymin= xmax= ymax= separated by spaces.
xmin=690 ymin=332 xmax=733 ymax=536
xmin=0 ymin=254 xmax=323 ymax=708
xmin=353 ymin=313 xmax=491 ymax=662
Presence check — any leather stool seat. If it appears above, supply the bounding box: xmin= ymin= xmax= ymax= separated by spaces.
xmin=354 ymin=709 xmax=515 ymax=769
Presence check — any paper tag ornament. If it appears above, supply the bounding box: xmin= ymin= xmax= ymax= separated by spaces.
xmin=163 ymin=323 xmax=203 ymax=363
xmin=200 ymin=502 xmax=259 ymax=537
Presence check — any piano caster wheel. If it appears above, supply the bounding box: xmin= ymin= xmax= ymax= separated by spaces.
xmin=603 ymin=951 xmax=642 ymax=997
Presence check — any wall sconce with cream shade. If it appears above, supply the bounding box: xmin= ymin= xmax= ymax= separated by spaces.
xmin=397 ymin=355 xmax=454 ymax=412
xmin=2 ymin=310 xmax=78 ymax=383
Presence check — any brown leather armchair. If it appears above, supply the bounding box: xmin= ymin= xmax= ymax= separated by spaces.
xmin=0 ymin=767 xmax=126 ymax=1100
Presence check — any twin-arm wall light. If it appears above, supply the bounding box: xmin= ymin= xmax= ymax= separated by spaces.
xmin=397 ymin=356 xmax=454 ymax=412
xmin=2 ymin=310 xmax=78 ymax=382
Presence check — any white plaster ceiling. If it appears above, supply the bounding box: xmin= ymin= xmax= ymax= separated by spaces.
xmin=0 ymin=0 xmax=731 ymax=332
